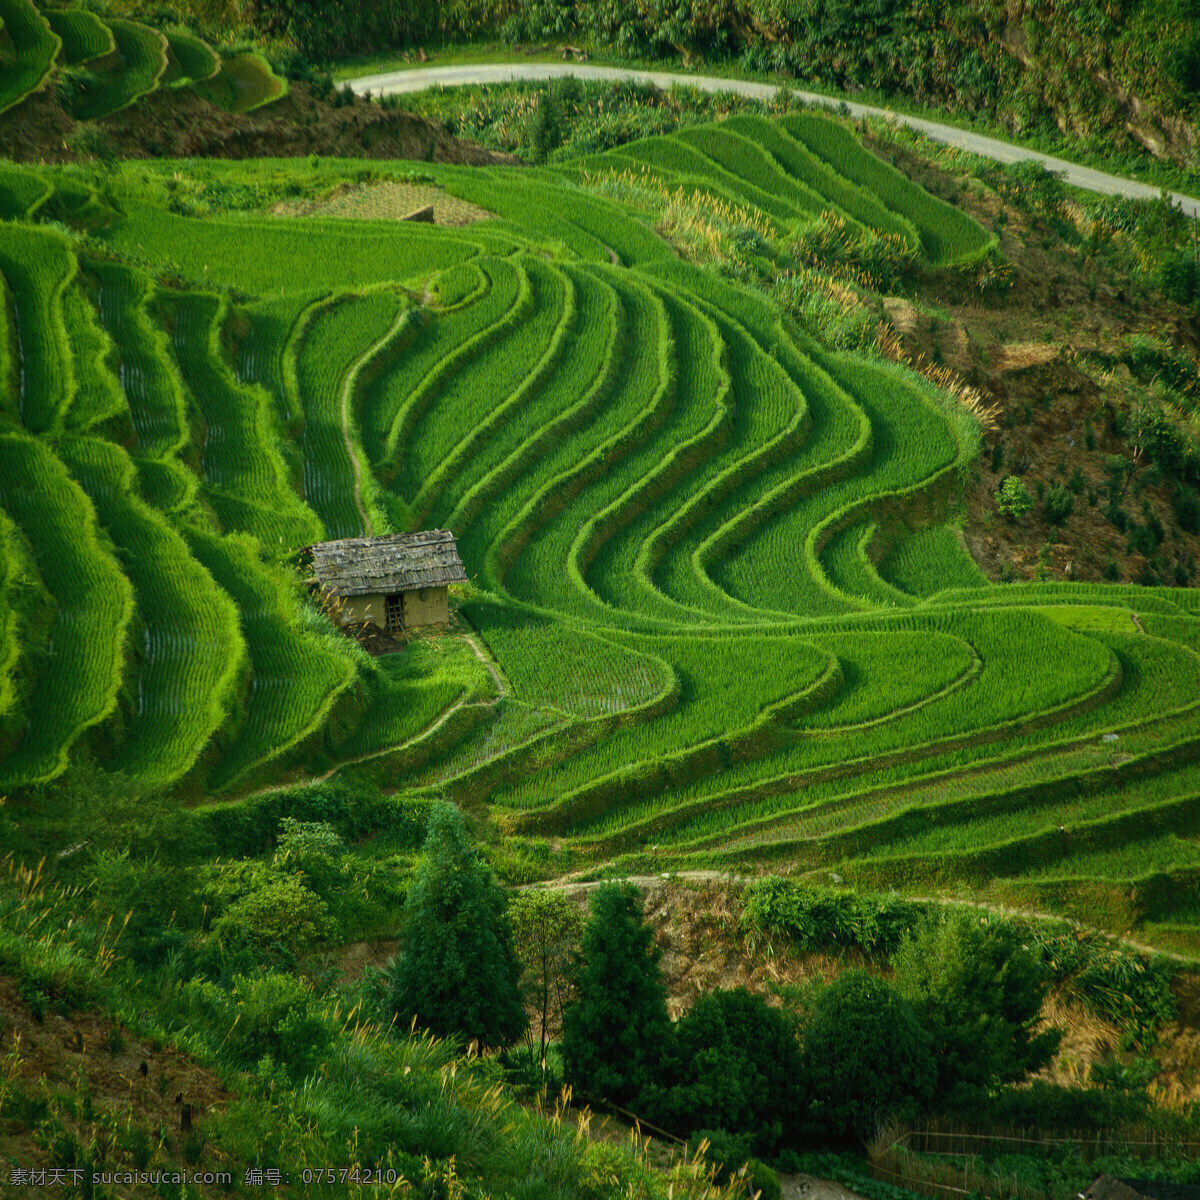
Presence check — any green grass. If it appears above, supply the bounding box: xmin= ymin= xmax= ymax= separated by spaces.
xmin=0 ymin=511 xmax=20 ymax=720
xmin=0 ymin=511 xmax=13 ymax=715
xmin=0 ymin=222 xmax=76 ymax=433
xmin=185 ymin=529 xmax=356 ymax=789
xmin=0 ymin=131 xmax=1199 ymax=950
xmin=163 ymin=28 xmax=218 ymax=86
xmin=364 ymin=257 xmax=524 ymax=469
xmin=294 ymin=289 xmax=405 ymax=539
xmin=405 ymin=257 xmax=568 ymax=525
xmin=0 ymin=163 xmax=49 ymax=220
xmin=100 ymin=203 xmax=488 ymax=295
xmin=61 ymin=279 xmax=126 ymax=432
xmin=329 ymin=637 xmax=492 ymax=761
xmin=718 ymin=115 xmax=920 ymax=246
xmin=877 ymin=526 xmax=989 ymax=599
xmin=43 ymin=7 xmax=113 ymax=66
xmin=165 ymin=289 xmax=323 ymax=552
xmin=0 ymin=0 xmax=60 ymax=113
xmin=780 ymin=112 xmax=997 ymax=267
xmin=88 ymin=260 xmax=187 ymax=457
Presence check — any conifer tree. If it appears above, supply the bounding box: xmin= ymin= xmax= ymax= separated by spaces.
xmin=561 ymin=882 xmax=670 ymax=1107
xmin=388 ymin=804 xmax=525 ymax=1051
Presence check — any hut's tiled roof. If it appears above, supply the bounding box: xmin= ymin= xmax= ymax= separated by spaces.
xmin=305 ymin=530 xmax=467 ymax=596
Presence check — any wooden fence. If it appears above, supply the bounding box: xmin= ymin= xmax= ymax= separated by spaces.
xmin=869 ymin=1119 xmax=1200 ymax=1200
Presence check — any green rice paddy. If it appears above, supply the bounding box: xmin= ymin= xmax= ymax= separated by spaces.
xmin=1 ymin=112 xmax=1197 ymax=954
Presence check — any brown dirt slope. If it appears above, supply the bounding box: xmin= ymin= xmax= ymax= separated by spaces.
xmin=0 ymin=976 xmax=234 ymax=1196
xmin=870 ymin=132 xmax=1200 ymax=587
xmin=0 ymin=77 xmax=518 ymax=167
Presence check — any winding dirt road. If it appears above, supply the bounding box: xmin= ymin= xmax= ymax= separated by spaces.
xmin=351 ymin=62 xmax=1200 ymax=218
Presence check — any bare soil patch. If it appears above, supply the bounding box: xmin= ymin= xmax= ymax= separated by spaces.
xmin=781 ymin=1172 xmax=872 ymax=1200
xmin=0 ymin=975 xmax=233 ymax=1194
xmin=0 ymin=80 xmax=519 ymax=167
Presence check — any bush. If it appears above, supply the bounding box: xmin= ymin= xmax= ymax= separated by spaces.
xmin=1174 ymin=486 xmax=1200 ymax=533
xmin=995 ymin=476 xmax=1033 ymax=521
xmin=740 ymin=878 xmax=924 ymax=956
xmin=227 ymin=972 xmax=331 ymax=1078
xmin=801 ymin=970 xmax=935 ymax=1140
xmin=1159 ymin=249 xmax=1200 ymax=306
xmin=692 ymin=1132 xmax=781 ymax=1200
xmin=892 ymin=911 xmax=1061 ymax=1102
xmin=651 ymin=989 xmax=804 ymax=1153
xmin=211 ymin=874 xmax=335 ymax=949
xmin=561 ymin=882 xmax=670 ymax=1108
xmin=1043 ymin=483 xmax=1075 ymax=526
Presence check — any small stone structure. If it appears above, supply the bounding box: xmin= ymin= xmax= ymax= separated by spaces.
xmin=304 ymin=529 xmax=467 ymax=633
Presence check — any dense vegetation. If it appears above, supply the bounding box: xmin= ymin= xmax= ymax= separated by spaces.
xmin=202 ymin=0 xmax=1200 ymax=169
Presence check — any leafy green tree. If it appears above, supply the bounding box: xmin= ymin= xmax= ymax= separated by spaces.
xmin=892 ymin=911 xmax=1061 ymax=1100
xmin=995 ymin=475 xmax=1033 ymax=521
xmin=654 ymin=988 xmax=804 ymax=1153
xmin=388 ymin=804 xmax=526 ymax=1052
xmin=801 ymin=970 xmax=935 ymax=1139
xmin=509 ymin=888 xmax=583 ymax=1069
xmin=561 ymin=882 xmax=670 ymax=1107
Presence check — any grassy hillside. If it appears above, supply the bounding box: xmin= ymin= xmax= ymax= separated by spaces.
xmin=0 ymin=108 xmax=1198 ymax=966
xmin=2 ymin=48 xmax=1200 ymax=1191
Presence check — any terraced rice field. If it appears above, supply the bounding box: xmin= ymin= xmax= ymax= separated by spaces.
xmin=0 ymin=115 xmax=1197 ymax=952
xmin=0 ymin=1 xmax=279 ymax=119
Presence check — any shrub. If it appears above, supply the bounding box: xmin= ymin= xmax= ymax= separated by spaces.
xmin=995 ymin=476 xmax=1033 ymax=521
xmin=652 ymin=989 xmax=804 ymax=1153
xmin=1043 ymin=483 xmax=1075 ymax=526
xmin=692 ymin=1132 xmax=781 ymax=1200
xmin=212 ymin=874 xmax=335 ymax=949
xmin=801 ymin=970 xmax=935 ymax=1140
xmin=561 ymin=882 xmax=670 ymax=1108
xmin=274 ymin=817 xmax=345 ymax=893
xmin=740 ymin=878 xmax=924 ymax=955
xmin=1159 ymin=249 xmax=1200 ymax=306
xmin=227 ymin=972 xmax=331 ymax=1078
xmin=1173 ymin=486 xmax=1200 ymax=533
xmin=388 ymin=804 xmax=525 ymax=1052
xmin=892 ymin=911 xmax=1061 ymax=1101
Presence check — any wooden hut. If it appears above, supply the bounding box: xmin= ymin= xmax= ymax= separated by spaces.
xmin=304 ymin=529 xmax=467 ymax=632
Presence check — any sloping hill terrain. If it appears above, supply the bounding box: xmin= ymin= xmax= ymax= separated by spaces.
xmin=2 ymin=108 xmax=1199 ymax=960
